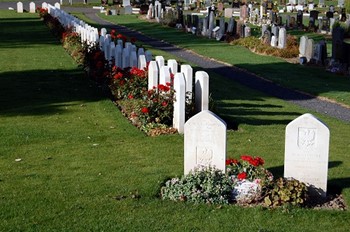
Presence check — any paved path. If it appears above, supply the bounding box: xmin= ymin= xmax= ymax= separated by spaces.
xmin=2 ymin=2 xmax=350 ymax=123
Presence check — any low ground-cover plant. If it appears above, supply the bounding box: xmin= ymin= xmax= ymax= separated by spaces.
xmin=161 ymin=155 xmax=309 ymax=208
xmin=231 ymin=35 xmax=299 ymax=58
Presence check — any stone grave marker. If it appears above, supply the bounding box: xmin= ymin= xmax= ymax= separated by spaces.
xmin=159 ymin=66 xmax=171 ymax=86
xmin=224 ymin=8 xmax=233 ymax=18
xmin=173 ymin=73 xmax=186 ymax=134
xmin=305 ymin=38 xmax=314 ymax=62
xmin=145 ymin=50 xmax=152 ymax=62
xmin=42 ymin=2 xmax=48 ymax=9
xmin=181 ymin=64 xmax=193 ymax=103
xmin=155 ymin=56 xmax=165 ymax=69
xmin=148 ymin=61 xmax=158 ymax=90
xmin=299 ymin=35 xmax=308 ymax=57
xmin=278 ymin=27 xmax=287 ymax=49
xmin=184 ymin=110 xmax=227 ymax=174
xmin=319 ymin=0 xmax=325 ymax=7
xmin=332 ymin=26 xmax=345 ymax=61
xmin=168 ymin=59 xmax=178 ymax=74
xmin=227 ymin=17 xmax=235 ymax=35
xmin=122 ymin=48 xmax=130 ymax=68
xmin=138 ymin=54 xmax=147 ymax=70
xmin=195 ymin=71 xmax=209 ymax=112
xmin=17 ymin=2 xmax=23 ymax=13
xmin=338 ymin=0 xmax=344 ymax=7
xmin=262 ymin=29 xmax=271 ymax=45
xmin=271 ymin=35 xmax=278 ymax=47
xmin=297 ymin=10 xmax=303 ymax=27
xmin=29 ymin=2 xmax=35 ymax=13
xmin=284 ymin=113 xmax=330 ymax=198
xmin=114 ymin=45 xmax=122 ymax=68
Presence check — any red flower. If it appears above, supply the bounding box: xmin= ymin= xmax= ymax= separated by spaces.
xmin=241 ymin=155 xmax=253 ymax=162
xmin=237 ymin=172 xmax=247 ymax=180
xmin=117 ymin=34 xmax=123 ymax=39
xmin=161 ymin=101 xmax=168 ymax=107
xmin=113 ymin=72 xmax=123 ymax=79
xmin=254 ymin=157 xmax=265 ymax=166
xmin=128 ymin=94 xmax=134 ymax=99
xmin=226 ymin=159 xmax=239 ymax=165
xmin=141 ymin=107 xmax=149 ymax=114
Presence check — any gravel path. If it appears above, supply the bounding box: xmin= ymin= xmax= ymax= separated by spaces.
xmin=2 ymin=3 xmax=350 ymax=123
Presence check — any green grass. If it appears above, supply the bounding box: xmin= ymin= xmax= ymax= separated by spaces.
xmin=97 ymin=13 xmax=350 ymax=107
xmin=1 ymin=10 xmax=350 ymax=231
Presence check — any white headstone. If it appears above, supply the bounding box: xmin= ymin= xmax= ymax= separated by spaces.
xmin=299 ymin=35 xmax=308 ymax=57
xmin=184 ymin=110 xmax=227 ymax=174
xmin=122 ymin=48 xmax=130 ymax=68
xmin=29 ymin=2 xmax=35 ymax=13
xmin=277 ymin=28 xmax=287 ymax=49
xmin=159 ymin=66 xmax=171 ymax=86
xmin=271 ymin=35 xmax=278 ymax=47
xmin=181 ymin=64 xmax=193 ymax=103
xmin=284 ymin=113 xmax=330 ymax=198
xmin=130 ymin=51 xmax=138 ymax=68
xmin=42 ymin=2 xmax=48 ymax=9
xmin=195 ymin=71 xmax=209 ymax=112
xmin=145 ymin=50 xmax=152 ymax=62
xmin=173 ymin=73 xmax=186 ymax=134
xmin=167 ymin=59 xmax=178 ymax=74
xmin=123 ymin=0 xmax=131 ymax=6
xmin=17 ymin=2 xmax=23 ymax=13
xmin=115 ymin=45 xmax=123 ymax=68
xmin=148 ymin=61 xmax=159 ymax=90
xmin=138 ymin=54 xmax=147 ymax=70
xmin=155 ymin=56 xmax=165 ymax=69
xmin=100 ymin=28 xmax=107 ymax=37
xmin=305 ymin=38 xmax=314 ymax=62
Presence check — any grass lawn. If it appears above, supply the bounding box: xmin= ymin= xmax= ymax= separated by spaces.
xmin=96 ymin=13 xmax=350 ymax=107
xmin=0 ymin=10 xmax=350 ymax=231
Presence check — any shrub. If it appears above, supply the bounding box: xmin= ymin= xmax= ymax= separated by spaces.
xmin=161 ymin=166 xmax=235 ymax=204
xmin=264 ymin=177 xmax=308 ymax=208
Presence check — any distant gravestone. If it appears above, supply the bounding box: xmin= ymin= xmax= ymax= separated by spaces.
xmin=195 ymin=71 xmax=209 ymax=112
xmin=305 ymin=38 xmax=314 ymax=62
xmin=224 ymin=8 xmax=234 ymax=18
xmin=227 ymin=17 xmax=235 ymax=35
xmin=114 ymin=45 xmax=122 ymax=68
xmin=29 ymin=2 xmax=35 ymax=13
xmin=299 ymin=35 xmax=308 ymax=57
xmin=145 ymin=50 xmax=152 ymax=62
xmin=17 ymin=2 xmax=23 ymax=13
xmin=42 ymin=2 xmax=48 ymax=9
xmin=184 ymin=110 xmax=227 ymax=174
xmin=271 ymin=35 xmax=278 ymax=47
xmin=338 ymin=0 xmax=344 ymax=7
xmin=284 ymin=113 xmax=330 ymax=198
xmin=138 ymin=54 xmax=147 ymax=70
xmin=54 ymin=2 xmax=60 ymax=9
xmin=262 ymin=29 xmax=271 ymax=45
xmin=319 ymin=0 xmax=325 ymax=7
xmin=278 ymin=27 xmax=287 ymax=49
xmin=332 ymin=26 xmax=345 ymax=61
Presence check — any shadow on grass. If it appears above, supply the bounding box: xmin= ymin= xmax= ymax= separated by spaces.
xmin=0 ymin=69 xmax=105 ymax=116
xmin=0 ymin=17 xmax=61 ymax=49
